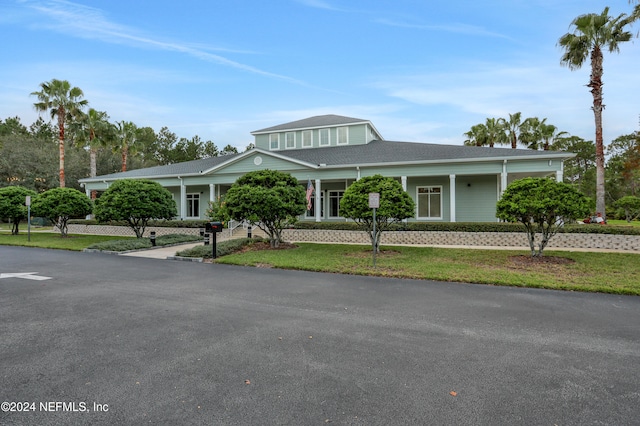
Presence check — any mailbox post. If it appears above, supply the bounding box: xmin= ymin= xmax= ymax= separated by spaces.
xmin=205 ymin=222 xmax=224 ymax=259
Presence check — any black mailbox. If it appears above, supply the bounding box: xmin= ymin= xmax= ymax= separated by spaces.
xmin=205 ymin=221 xmax=223 ymax=233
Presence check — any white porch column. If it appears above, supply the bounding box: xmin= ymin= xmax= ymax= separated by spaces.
xmin=209 ymin=184 xmax=216 ymax=204
xmin=401 ymin=176 xmax=408 ymax=223
xmin=315 ymin=179 xmax=321 ymax=222
xmin=449 ymin=174 xmax=456 ymax=223
xmin=179 ymin=178 xmax=186 ymax=220
xmin=501 ymin=160 xmax=508 ymax=195
xmin=556 ymin=162 xmax=564 ymax=182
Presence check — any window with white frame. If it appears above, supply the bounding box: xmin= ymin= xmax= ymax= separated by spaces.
xmin=302 ymin=130 xmax=313 ymax=148
xmin=269 ymin=134 xmax=280 ymax=150
xmin=285 ymin=132 xmax=296 ymax=149
xmin=305 ymin=191 xmax=324 ymax=218
xmin=319 ymin=128 xmax=330 ymax=146
xmin=337 ymin=126 xmax=348 ymax=145
xmin=186 ymin=193 xmax=200 ymax=218
xmin=416 ymin=186 xmax=442 ymax=219
xmin=328 ymin=190 xmax=344 ymax=218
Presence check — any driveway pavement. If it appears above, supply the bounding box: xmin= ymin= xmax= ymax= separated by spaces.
xmin=1 ymin=246 xmax=639 ymax=425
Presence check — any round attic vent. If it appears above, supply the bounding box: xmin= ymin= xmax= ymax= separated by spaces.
xmin=254 ymin=156 xmax=263 ymax=166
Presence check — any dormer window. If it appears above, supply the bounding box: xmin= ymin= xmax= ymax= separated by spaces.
xmin=302 ymin=130 xmax=313 ymax=148
xmin=269 ymin=134 xmax=280 ymax=150
xmin=337 ymin=127 xmax=348 ymax=145
xmin=319 ymin=128 xmax=330 ymax=146
xmin=285 ymin=132 xmax=296 ymax=149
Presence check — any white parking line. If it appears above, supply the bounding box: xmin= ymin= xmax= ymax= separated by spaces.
xmin=0 ymin=272 xmax=52 ymax=281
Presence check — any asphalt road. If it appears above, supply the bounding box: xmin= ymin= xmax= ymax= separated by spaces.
xmin=1 ymin=246 xmax=639 ymax=425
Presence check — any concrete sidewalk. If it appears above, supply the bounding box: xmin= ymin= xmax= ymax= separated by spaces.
xmin=119 ymin=242 xmax=203 ymax=259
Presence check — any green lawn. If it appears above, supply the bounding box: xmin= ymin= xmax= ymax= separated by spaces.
xmin=0 ymin=231 xmax=134 ymax=251
xmin=216 ymin=242 xmax=640 ymax=295
xmin=607 ymin=219 xmax=640 ymax=227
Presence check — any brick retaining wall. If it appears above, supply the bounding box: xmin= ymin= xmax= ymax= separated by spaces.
xmin=66 ymin=224 xmax=640 ymax=252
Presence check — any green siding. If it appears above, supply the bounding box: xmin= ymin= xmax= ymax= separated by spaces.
xmin=455 ymin=175 xmax=499 ymax=222
xmin=506 ymin=159 xmax=562 ymax=173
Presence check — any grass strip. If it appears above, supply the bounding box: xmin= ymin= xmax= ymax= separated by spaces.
xmin=215 ymin=243 xmax=640 ymax=295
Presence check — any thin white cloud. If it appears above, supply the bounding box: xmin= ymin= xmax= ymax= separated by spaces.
xmin=374 ymin=18 xmax=514 ymax=40
xmin=293 ymin=0 xmax=340 ymax=11
xmin=19 ymin=0 xmax=306 ymax=85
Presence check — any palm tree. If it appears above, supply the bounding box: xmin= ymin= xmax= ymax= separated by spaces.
xmin=31 ymin=79 xmax=88 ymax=187
xmin=520 ymin=117 xmax=547 ymax=150
xmin=540 ymin=123 xmax=569 ymax=151
xmin=114 ymin=121 xmax=138 ymax=172
xmin=463 ymin=124 xmax=488 ymax=147
xmin=499 ymin=112 xmax=523 ymax=149
xmin=558 ymin=7 xmax=639 ymax=219
xmin=484 ymin=117 xmax=507 ymax=148
xmin=69 ymin=109 xmax=115 ymax=198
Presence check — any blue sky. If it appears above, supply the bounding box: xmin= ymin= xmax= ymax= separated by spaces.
xmin=1 ymin=0 xmax=638 ymax=151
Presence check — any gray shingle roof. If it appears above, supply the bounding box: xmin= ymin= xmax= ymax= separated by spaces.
xmin=80 ymin=153 xmax=242 ymax=182
xmin=251 ymin=114 xmax=369 ymax=134
xmin=82 ymin=140 xmax=573 ymax=182
xmin=276 ymin=140 xmax=573 ymax=167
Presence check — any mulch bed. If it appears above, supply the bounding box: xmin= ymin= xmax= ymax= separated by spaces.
xmin=240 ymin=241 xmax=298 ymax=252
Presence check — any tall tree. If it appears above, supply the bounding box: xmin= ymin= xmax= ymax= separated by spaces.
xmin=540 ymin=123 xmax=568 ymax=151
xmin=69 ymin=109 xmax=114 ymax=198
xmin=520 ymin=117 xmax=547 ymax=150
xmin=551 ymin=135 xmax=596 ymax=198
xmin=463 ymin=123 xmax=488 ymax=147
xmin=31 ymin=79 xmax=88 ymax=187
xmin=483 ymin=117 xmax=507 ymax=148
xmin=607 ymin=132 xmax=640 ymax=197
xmin=558 ymin=7 xmax=639 ymax=219
xmin=220 ymin=144 xmax=239 ymax=156
xmin=114 ymin=120 xmax=137 ymax=172
xmin=499 ymin=112 xmax=523 ymax=149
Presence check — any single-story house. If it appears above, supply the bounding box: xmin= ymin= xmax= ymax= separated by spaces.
xmin=79 ymin=114 xmax=573 ymax=223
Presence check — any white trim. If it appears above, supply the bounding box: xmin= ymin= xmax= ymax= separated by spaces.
xmin=449 ymin=174 xmax=456 ymax=223
xmin=201 ymin=149 xmax=319 ymax=175
xmin=315 ymin=180 xmax=322 ymax=222
xmin=179 ymin=177 xmax=186 ymax=220
xmin=501 ymin=160 xmax=508 ymax=195
xmin=310 ymin=153 xmax=575 ymax=170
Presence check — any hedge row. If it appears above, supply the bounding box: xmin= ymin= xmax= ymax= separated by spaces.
xmin=292 ymin=221 xmax=640 ymax=235
xmin=69 ymin=219 xmax=212 ymax=228
xmin=68 ymin=219 xmax=640 ymax=236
